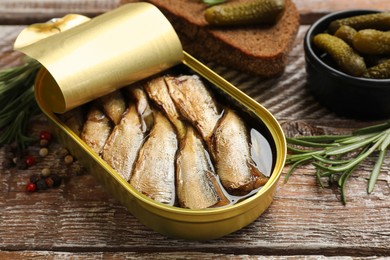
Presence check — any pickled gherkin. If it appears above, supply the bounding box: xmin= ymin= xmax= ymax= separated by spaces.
xmin=363 ymin=59 xmax=390 ymax=79
xmin=364 ymin=55 xmax=389 ymax=68
xmin=204 ymin=0 xmax=285 ymax=26
xmin=313 ymin=33 xmax=366 ymax=76
xmin=352 ymin=29 xmax=390 ymax=55
xmin=328 ymin=12 xmax=390 ymax=34
xmin=334 ymin=25 xmax=356 ymax=46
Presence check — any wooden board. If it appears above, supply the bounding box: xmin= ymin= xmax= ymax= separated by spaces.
xmin=0 ymin=0 xmax=389 ymax=24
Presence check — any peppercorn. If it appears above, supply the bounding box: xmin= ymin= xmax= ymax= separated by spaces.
xmin=50 ymin=174 xmax=62 ymax=187
xmin=26 ymin=182 xmax=36 ymax=192
xmin=41 ymin=167 xmax=51 ymax=177
xmin=36 ymin=179 xmax=48 ymax=190
xmin=39 ymin=147 xmax=49 ymax=157
xmin=40 ymin=139 xmax=49 ymax=147
xmin=45 ymin=177 xmax=54 ymax=188
xmin=25 ymin=155 xmax=37 ymax=167
xmin=56 ymin=147 xmax=69 ymax=158
xmin=64 ymin=155 xmax=74 ymax=165
xmin=39 ymin=130 xmax=52 ymax=142
xmin=29 ymin=174 xmax=41 ymax=183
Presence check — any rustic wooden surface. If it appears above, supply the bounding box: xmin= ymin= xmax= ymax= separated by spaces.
xmin=1 ymin=1 xmax=390 ymax=259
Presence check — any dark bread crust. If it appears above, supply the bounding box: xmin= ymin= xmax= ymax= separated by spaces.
xmin=121 ymin=0 xmax=300 ymax=77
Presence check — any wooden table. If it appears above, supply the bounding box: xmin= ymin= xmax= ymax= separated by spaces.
xmin=1 ymin=1 xmax=390 ymax=258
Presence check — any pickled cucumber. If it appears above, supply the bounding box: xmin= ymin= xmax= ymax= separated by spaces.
xmin=328 ymin=12 xmax=390 ymax=34
xmin=204 ymin=0 xmax=285 ymax=26
xmin=352 ymin=29 xmax=390 ymax=55
xmin=364 ymin=55 xmax=389 ymax=67
xmin=363 ymin=59 xmax=390 ymax=79
xmin=313 ymin=33 xmax=366 ymax=76
xmin=334 ymin=25 xmax=356 ymax=46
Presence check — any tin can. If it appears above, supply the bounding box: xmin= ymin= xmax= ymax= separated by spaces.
xmin=19 ymin=3 xmax=286 ymax=240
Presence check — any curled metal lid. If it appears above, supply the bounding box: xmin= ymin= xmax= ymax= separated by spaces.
xmin=15 ymin=3 xmax=183 ymax=113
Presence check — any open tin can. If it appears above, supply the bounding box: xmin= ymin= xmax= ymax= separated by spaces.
xmin=15 ymin=3 xmax=286 ymax=240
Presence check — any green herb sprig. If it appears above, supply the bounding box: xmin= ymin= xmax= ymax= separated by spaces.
xmin=202 ymin=0 xmax=226 ymax=6
xmin=0 ymin=57 xmax=41 ymax=151
xmin=285 ymin=121 xmax=390 ymax=205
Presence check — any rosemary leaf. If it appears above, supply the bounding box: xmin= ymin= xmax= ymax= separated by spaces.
xmin=285 ymin=120 xmax=390 ymax=204
xmin=353 ymin=121 xmax=390 ymax=135
xmin=319 ymin=171 xmax=333 ymax=177
xmin=312 ymin=161 xmax=331 ymax=172
xmin=0 ymin=59 xmax=41 ymax=150
xmin=368 ymin=149 xmax=387 ymax=194
xmin=315 ymin=168 xmax=325 ymax=188
xmin=312 ymin=154 xmax=351 ymax=165
xmin=337 ymin=132 xmax=379 ymax=144
xmin=286 ymin=149 xmax=325 ymax=163
xmin=339 ymin=166 xmax=356 ymax=205
xmin=285 ymin=134 xmax=351 ymax=142
xmin=380 ymin=131 xmax=390 ymax=151
xmin=287 ymin=145 xmax=316 ymax=154
xmin=286 ymin=137 xmax=339 ymax=148
xmin=326 ymin=134 xmax=386 ymax=172
xmin=325 ymin=132 xmax=384 ymax=156
xmin=202 ymin=0 xmax=225 ymax=6
xmin=284 ymin=157 xmax=311 ymax=182
xmin=0 ymin=111 xmax=35 ymax=150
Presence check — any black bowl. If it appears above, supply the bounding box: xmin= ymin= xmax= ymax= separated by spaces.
xmin=304 ymin=10 xmax=390 ymax=120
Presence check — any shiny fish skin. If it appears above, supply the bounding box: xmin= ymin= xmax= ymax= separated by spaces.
xmin=144 ymin=76 xmax=186 ymax=140
xmin=165 ymin=75 xmax=221 ymax=143
xmin=130 ymin=112 xmax=178 ymax=205
xmin=102 ymin=105 xmax=145 ymax=182
xmin=99 ymin=90 xmax=126 ymax=125
xmin=127 ymin=86 xmax=154 ymax=133
xmin=212 ymin=109 xmax=268 ymax=195
xmin=81 ymin=105 xmax=112 ymax=155
xmin=176 ymin=127 xmax=227 ymax=209
xmin=60 ymin=107 xmax=84 ymax=137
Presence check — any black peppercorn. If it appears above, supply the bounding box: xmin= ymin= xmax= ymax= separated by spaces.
xmin=50 ymin=174 xmax=62 ymax=187
xmin=36 ymin=179 xmax=48 ymax=190
xmin=29 ymin=174 xmax=41 ymax=183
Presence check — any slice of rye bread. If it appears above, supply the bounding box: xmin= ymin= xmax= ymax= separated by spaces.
xmin=120 ymin=0 xmax=300 ymax=77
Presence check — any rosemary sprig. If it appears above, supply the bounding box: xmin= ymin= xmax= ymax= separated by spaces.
xmin=285 ymin=121 xmax=390 ymax=205
xmin=0 ymin=57 xmax=41 ymax=150
xmin=202 ymin=0 xmax=226 ymax=6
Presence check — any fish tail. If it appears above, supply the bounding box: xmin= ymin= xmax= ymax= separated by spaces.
xmin=205 ymin=170 xmax=231 ymax=207
xmin=248 ymin=161 xmax=269 ymax=188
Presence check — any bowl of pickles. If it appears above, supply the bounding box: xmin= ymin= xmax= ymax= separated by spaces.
xmin=304 ymin=10 xmax=390 ymax=119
